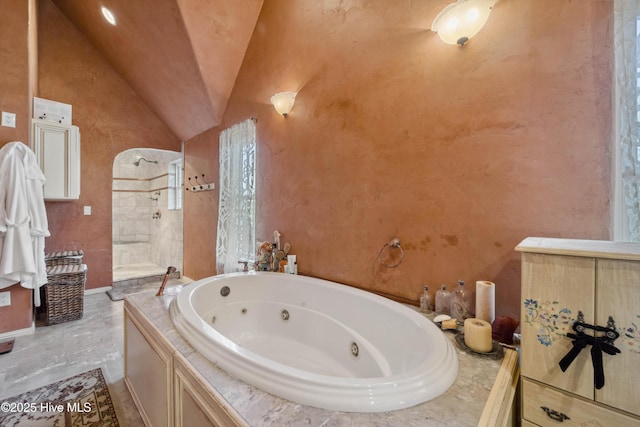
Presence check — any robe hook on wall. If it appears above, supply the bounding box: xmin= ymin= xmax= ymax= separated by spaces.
xmin=186 ymin=173 xmax=214 ymax=192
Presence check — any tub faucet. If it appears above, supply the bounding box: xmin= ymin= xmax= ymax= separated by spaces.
xmin=238 ymin=260 xmax=249 ymax=272
xmin=156 ymin=266 xmax=177 ymax=296
xmin=270 ymin=243 xmax=281 ymax=271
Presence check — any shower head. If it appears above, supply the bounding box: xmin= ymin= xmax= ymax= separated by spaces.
xmin=133 ymin=157 xmax=159 ymax=166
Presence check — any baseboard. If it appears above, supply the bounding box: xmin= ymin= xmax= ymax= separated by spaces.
xmin=85 ymin=286 xmax=112 ymax=295
xmin=0 ymin=322 xmax=35 ymax=341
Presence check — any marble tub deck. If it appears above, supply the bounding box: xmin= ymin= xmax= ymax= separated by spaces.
xmin=127 ymin=290 xmax=505 ymax=426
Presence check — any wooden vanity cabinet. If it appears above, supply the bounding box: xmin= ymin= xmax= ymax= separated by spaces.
xmin=124 ymin=307 xmax=174 ymax=427
xmin=173 ymin=353 xmax=247 ymax=427
xmin=517 ymin=238 xmax=640 ymax=426
xmin=124 ymin=300 xmax=248 ymax=427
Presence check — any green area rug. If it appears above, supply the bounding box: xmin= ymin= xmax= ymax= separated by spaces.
xmin=0 ymin=368 xmax=120 ymax=426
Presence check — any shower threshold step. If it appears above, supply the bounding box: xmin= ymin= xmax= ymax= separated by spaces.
xmin=113 ymin=270 xmax=181 ymax=287
xmin=113 ymin=262 xmax=177 ymax=281
xmin=108 ymin=269 xmax=183 ymax=301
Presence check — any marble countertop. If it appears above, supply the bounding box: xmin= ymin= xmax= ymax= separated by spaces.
xmin=125 ymin=290 xmax=503 ymax=426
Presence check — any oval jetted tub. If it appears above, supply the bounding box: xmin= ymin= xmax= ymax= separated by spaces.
xmin=169 ymin=272 xmax=458 ymax=413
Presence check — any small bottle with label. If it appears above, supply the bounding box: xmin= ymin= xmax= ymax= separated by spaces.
xmin=420 ymin=285 xmax=433 ymax=314
xmin=435 ymin=284 xmax=452 ymax=316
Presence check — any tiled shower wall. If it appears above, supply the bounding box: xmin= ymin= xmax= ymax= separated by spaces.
xmin=149 ymin=170 xmax=183 ymax=271
xmin=112 ymin=149 xmax=183 ymax=274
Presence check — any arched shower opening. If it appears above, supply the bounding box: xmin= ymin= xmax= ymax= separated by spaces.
xmin=112 ymin=148 xmax=183 ymax=286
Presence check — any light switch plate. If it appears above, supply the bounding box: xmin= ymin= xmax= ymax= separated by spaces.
xmin=83 ymin=206 xmax=92 ymax=215
xmin=0 ymin=291 xmax=11 ymax=307
xmin=1 ymin=112 xmax=16 ymax=128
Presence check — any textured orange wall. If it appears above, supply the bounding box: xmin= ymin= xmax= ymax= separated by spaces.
xmin=0 ymin=0 xmax=37 ymax=333
xmin=184 ymin=0 xmax=613 ymax=319
xmin=0 ymin=0 xmax=31 ymax=144
xmin=38 ymin=0 xmax=181 ymax=289
xmin=0 ymin=284 xmax=33 ymax=334
xmin=183 ymin=132 xmax=218 ymax=279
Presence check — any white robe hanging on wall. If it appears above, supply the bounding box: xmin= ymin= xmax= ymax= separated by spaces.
xmin=0 ymin=141 xmax=50 ymax=306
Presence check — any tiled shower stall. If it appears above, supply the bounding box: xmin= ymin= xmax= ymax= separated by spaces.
xmin=112 ymin=148 xmax=183 ymax=282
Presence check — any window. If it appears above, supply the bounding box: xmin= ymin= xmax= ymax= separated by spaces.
xmin=168 ymin=158 xmax=183 ymax=210
xmin=216 ymin=119 xmax=256 ymax=273
xmin=613 ymin=1 xmax=640 ymax=241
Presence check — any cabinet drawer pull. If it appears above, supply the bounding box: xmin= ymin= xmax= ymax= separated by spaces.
xmin=541 ymin=406 xmax=570 ymax=422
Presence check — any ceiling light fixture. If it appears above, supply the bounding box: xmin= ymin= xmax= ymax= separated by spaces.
xmin=431 ymin=0 xmax=496 ymax=46
xmin=101 ymin=6 xmax=116 ymax=26
xmin=270 ymin=92 xmax=296 ymax=117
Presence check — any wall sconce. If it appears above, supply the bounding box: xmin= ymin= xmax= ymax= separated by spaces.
xmin=431 ymin=0 xmax=497 ymax=46
xmin=270 ymin=92 xmax=296 ymax=117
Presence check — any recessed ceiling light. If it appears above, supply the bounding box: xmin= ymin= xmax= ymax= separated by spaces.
xmin=101 ymin=6 xmax=116 ymax=25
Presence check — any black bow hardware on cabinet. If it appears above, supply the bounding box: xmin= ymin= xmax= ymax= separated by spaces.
xmin=558 ymin=311 xmax=621 ymax=389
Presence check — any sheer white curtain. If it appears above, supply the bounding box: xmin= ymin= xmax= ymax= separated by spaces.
xmin=614 ymin=0 xmax=640 ymax=241
xmin=216 ymin=119 xmax=256 ymax=273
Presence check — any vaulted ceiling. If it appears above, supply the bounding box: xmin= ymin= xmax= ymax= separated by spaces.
xmin=51 ymin=0 xmax=264 ymax=141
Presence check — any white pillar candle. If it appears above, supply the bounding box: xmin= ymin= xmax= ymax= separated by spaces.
xmin=464 ymin=318 xmax=493 ymax=353
xmin=475 ymin=280 xmax=495 ymax=324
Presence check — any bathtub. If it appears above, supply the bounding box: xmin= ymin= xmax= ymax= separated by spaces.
xmin=169 ymin=272 xmax=458 ymax=412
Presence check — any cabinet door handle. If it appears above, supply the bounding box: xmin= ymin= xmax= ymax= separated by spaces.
xmin=558 ymin=312 xmax=621 ymax=389
xmin=541 ymin=406 xmax=570 ymax=422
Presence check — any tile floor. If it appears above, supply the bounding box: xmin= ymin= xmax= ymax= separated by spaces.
xmin=0 ymin=292 xmax=145 ymax=426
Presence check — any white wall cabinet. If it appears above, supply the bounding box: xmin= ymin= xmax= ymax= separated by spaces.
xmin=31 ymin=118 xmax=80 ymax=201
xmin=517 ymin=238 xmax=640 ymax=426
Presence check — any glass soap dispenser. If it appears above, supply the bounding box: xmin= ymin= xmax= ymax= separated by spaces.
xmin=420 ymin=285 xmax=433 ymax=314
xmin=435 ymin=284 xmax=451 ymax=316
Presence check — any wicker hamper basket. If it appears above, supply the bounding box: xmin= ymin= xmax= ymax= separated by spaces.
xmin=45 ymin=250 xmax=84 ymax=267
xmin=40 ymin=251 xmax=87 ymax=325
